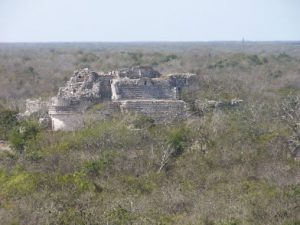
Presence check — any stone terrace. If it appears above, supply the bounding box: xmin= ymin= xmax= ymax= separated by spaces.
xmin=41 ymin=66 xmax=197 ymax=130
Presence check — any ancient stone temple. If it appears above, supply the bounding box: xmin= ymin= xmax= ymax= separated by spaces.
xmin=44 ymin=66 xmax=196 ymax=131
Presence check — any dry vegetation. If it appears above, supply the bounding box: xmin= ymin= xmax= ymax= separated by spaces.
xmin=0 ymin=42 xmax=299 ymax=225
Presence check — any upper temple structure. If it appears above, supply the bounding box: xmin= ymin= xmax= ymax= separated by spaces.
xmin=27 ymin=66 xmax=196 ymax=131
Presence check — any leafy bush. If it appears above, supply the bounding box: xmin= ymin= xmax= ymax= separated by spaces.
xmin=217 ymin=218 xmax=240 ymax=225
xmin=283 ymin=221 xmax=300 ymax=225
xmin=166 ymin=125 xmax=191 ymax=157
xmin=0 ymin=109 xmax=18 ymax=139
xmin=51 ymin=171 xmax=91 ymax=193
xmin=132 ymin=114 xmax=155 ymax=129
xmin=56 ymin=208 xmax=94 ymax=225
xmin=247 ymin=54 xmax=267 ymax=65
xmin=208 ymin=59 xmax=239 ymax=69
xmin=0 ymin=168 xmax=39 ymax=197
xmin=82 ymin=151 xmax=117 ymax=177
xmin=123 ymin=175 xmax=156 ymax=195
xmin=105 ymin=205 xmax=137 ymax=225
xmin=9 ymin=120 xmax=40 ymax=152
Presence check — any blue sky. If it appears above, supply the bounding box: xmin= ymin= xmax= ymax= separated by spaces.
xmin=0 ymin=0 xmax=299 ymax=42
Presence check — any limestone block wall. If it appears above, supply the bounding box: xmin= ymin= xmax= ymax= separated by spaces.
xmin=50 ymin=96 xmax=100 ymax=113
xmin=118 ymin=66 xmax=161 ymax=79
xmin=119 ymin=100 xmax=187 ymax=123
xmin=24 ymin=98 xmax=50 ymax=116
xmin=167 ymin=74 xmax=195 ymax=87
xmin=49 ymin=101 xmax=121 ymax=131
xmin=167 ymin=73 xmax=197 ymax=99
xmin=111 ymin=78 xmax=177 ymax=100
xmin=50 ymin=112 xmax=84 ymax=131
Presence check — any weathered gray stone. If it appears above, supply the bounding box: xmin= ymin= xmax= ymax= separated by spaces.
xmin=117 ymin=66 xmax=161 ymax=79
xmin=119 ymin=100 xmax=187 ymax=123
xmin=50 ymin=112 xmax=84 ymax=131
xmin=24 ymin=98 xmax=50 ymax=116
xmin=111 ymin=77 xmax=177 ymax=101
xmin=40 ymin=66 xmax=197 ymax=131
xmin=195 ymin=98 xmax=244 ymax=113
xmin=58 ymin=68 xmax=102 ymax=100
xmin=38 ymin=115 xmax=52 ymax=129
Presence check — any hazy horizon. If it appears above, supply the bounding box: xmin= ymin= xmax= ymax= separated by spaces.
xmin=0 ymin=0 xmax=299 ymax=42
xmin=1 ymin=40 xmax=300 ymax=44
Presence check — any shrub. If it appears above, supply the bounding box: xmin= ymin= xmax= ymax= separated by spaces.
xmin=56 ymin=208 xmax=89 ymax=225
xmin=123 ymin=175 xmax=156 ymax=195
xmin=54 ymin=171 xmax=91 ymax=192
xmin=0 ymin=168 xmax=39 ymax=197
xmin=217 ymin=218 xmax=240 ymax=225
xmin=160 ymin=54 xmax=178 ymax=63
xmin=277 ymin=52 xmax=292 ymax=61
xmin=283 ymin=221 xmax=300 ymax=225
xmin=0 ymin=109 xmax=18 ymax=139
xmin=82 ymin=151 xmax=117 ymax=177
xmin=132 ymin=114 xmax=155 ymax=129
xmin=167 ymin=125 xmax=191 ymax=157
xmin=208 ymin=59 xmax=231 ymax=69
xmin=104 ymin=205 xmax=137 ymax=225
xmin=9 ymin=120 xmax=40 ymax=152
xmin=247 ymin=54 xmax=265 ymax=65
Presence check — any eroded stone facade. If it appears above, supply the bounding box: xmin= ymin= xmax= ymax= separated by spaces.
xmin=23 ymin=98 xmax=50 ymax=116
xmin=42 ymin=66 xmax=196 ymax=131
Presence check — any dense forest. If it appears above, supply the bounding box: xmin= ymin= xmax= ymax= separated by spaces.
xmin=0 ymin=42 xmax=299 ymax=225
